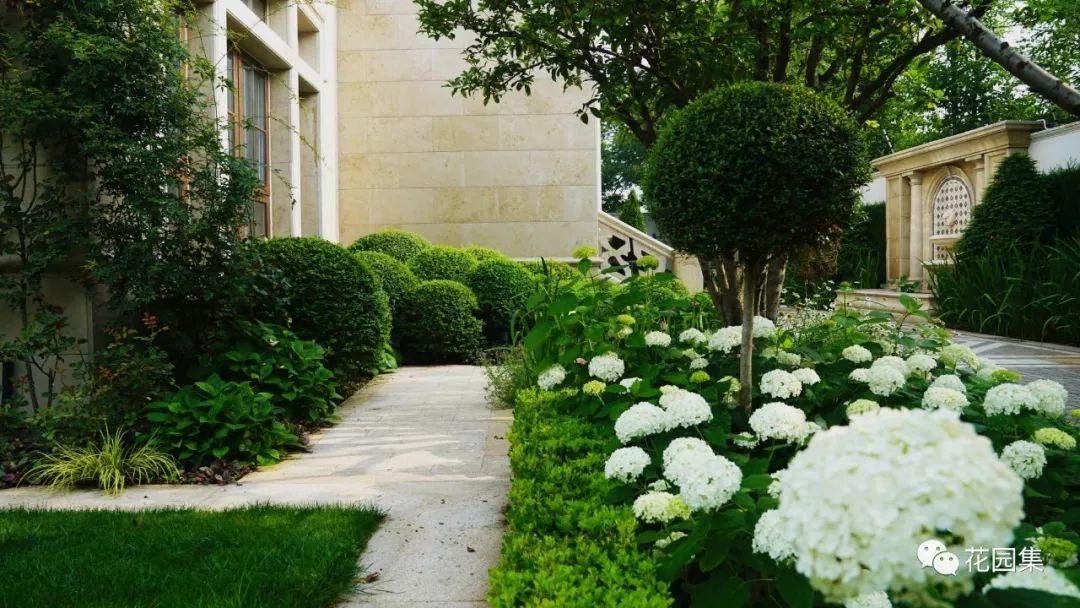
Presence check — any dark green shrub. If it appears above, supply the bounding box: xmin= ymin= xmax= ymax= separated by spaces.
xmin=213 ymin=321 xmax=340 ymax=423
xmin=256 ymin=237 xmax=390 ymax=382
xmin=347 ymin=228 xmax=430 ymax=262
xmin=1045 ymin=165 xmax=1080 ymax=239
xmin=464 ymin=245 xmax=510 ymax=263
xmin=930 ymin=238 xmax=1080 ymax=345
xmin=634 ymin=272 xmax=689 ymax=303
xmin=488 ymin=389 xmax=670 ymax=607
xmin=617 ymin=190 xmax=647 ymax=232
xmin=354 ymin=250 xmax=419 ymax=318
xmin=396 ymin=280 xmax=483 ymax=362
xmin=956 ymin=153 xmax=1054 ymax=260
xmin=407 ymin=245 xmax=478 ymax=283
xmin=145 ymin=375 xmax=299 ymax=467
xmin=521 ymin=259 xmax=577 ymax=282
xmin=466 ymin=259 xmax=535 ymax=341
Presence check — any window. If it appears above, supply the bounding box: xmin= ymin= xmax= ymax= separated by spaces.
xmin=930 ymin=175 xmax=973 ymax=261
xmin=228 ymin=51 xmax=270 ymax=237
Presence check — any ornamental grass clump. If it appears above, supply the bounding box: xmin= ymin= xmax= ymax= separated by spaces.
xmin=28 ymin=428 xmax=179 ymax=495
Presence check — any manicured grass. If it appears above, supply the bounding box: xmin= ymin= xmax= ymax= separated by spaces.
xmin=0 ymin=504 xmax=383 ymax=608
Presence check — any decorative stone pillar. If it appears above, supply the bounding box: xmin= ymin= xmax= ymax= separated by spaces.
xmin=906 ymin=172 xmax=923 ymax=281
xmin=972 ymin=157 xmax=986 ymax=205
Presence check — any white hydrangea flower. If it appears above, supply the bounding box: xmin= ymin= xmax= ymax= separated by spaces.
xmin=645 ymin=331 xmax=672 ymax=347
xmin=648 ymin=479 xmax=671 ymax=492
xmin=941 ymin=344 xmax=979 ymax=369
xmin=760 ymin=369 xmax=803 ymax=400
xmin=708 ymin=326 xmax=741 ymax=353
xmin=1033 ymin=427 xmax=1077 ymax=450
xmin=733 ymin=432 xmax=759 ymax=449
xmin=604 ymin=447 xmax=652 ymax=482
xmin=843 ymin=345 xmax=873 ymax=364
xmin=660 ymin=389 xmax=713 ymax=430
xmin=872 ymin=356 xmax=909 ymax=375
xmin=846 ymin=399 xmax=880 ymax=419
xmin=749 ymin=402 xmax=811 ymax=444
xmin=659 ymin=384 xmax=679 ymax=395
xmin=752 ymin=315 xmax=777 ymax=338
xmin=767 ymin=470 xmax=785 ymax=498
xmin=867 ymin=366 xmax=906 ymax=397
xmin=619 ymin=377 xmax=641 ymax=388
xmin=632 ymin=491 xmax=690 ymax=523
xmin=905 ymin=353 xmax=937 ymax=376
xmin=588 ymin=352 xmax=625 ymax=382
xmin=976 ymin=358 xmax=1002 ymax=380
xmin=689 ymin=357 xmax=709 ymax=370
xmin=536 ymin=364 xmax=566 ymax=390
xmin=757 ymin=409 xmax=1024 ymax=602
xmin=845 ymin=592 xmax=891 ymax=608
xmin=655 ymin=531 xmax=688 ymax=549
xmin=1027 ymin=379 xmax=1068 ymax=417
xmin=764 ymin=348 xmax=801 ymax=367
xmin=984 ymin=567 xmax=1080 ymax=599
xmin=752 ymin=509 xmax=795 ymax=562
xmin=682 ymin=348 xmax=700 ymax=359
xmin=662 ymin=437 xmax=715 ymax=486
xmin=983 ymin=383 xmax=1039 ymax=416
xmin=614 ymin=402 xmax=667 ymax=444
xmin=679 ymin=328 xmax=707 ymax=345
xmin=1000 ymin=440 xmax=1046 ymax=480
xmin=849 ymin=368 xmax=870 ymax=383
xmin=877 ymin=340 xmax=896 ymax=355
xmin=792 ymin=368 xmax=821 ymax=386
xmin=676 ymin=453 xmax=743 ymax=512
xmin=921 ymin=387 xmax=969 ymax=412
xmin=931 ymin=374 xmax=967 ymax=393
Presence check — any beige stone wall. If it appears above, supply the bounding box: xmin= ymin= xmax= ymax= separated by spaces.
xmin=337 ymin=0 xmax=600 ymax=258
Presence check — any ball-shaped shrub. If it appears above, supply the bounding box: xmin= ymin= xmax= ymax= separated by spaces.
xmin=354 ymin=250 xmax=419 ymax=318
xmin=467 ymin=259 xmax=536 ymax=341
xmin=521 ymin=259 xmax=578 ymax=282
xmin=635 ymin=273 xmax=689 ymax=303
xmin=348 ymin=228 xmax=430 ymax=262
xmin=256 ymin=237 xmax=390 ymax=380
xmin=407 ymin=245 xmax=478 ymax=283
xmin=643 ymin=82 xmax=869 ymax=266
xmin=396 ymin=280 xmax=483 ymax=362
xmin=464 ymin=245 xmax=510 ymax=264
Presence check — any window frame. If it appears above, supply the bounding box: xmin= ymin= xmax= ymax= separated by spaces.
xmin=227 ymin=49 xmax=272 ymax=238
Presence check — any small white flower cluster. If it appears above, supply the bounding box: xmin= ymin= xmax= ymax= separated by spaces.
xmin=1000 ymin=440 xmax=1047 ymax=480
xmin=844 ymin=591 xmax=891 ymax=608
xmin=872 ymin=356 xmax=908 ymax=374
xmin=588 ymin=352 xmax=625 ymax=382
xmin=1028 ymin=379 xmax=1068 ymax=417
xmin=732 ymin=432 xmax=759 ymax=449
xmin=760 ymin=369 xmax=803 ymax=400
xmin=679 ymin=328 xmax=707 ymax=345
xmin=931 ymin=374 xmax=967 ymax=393
xmin=764 ymin=348 xmax=801 ymax=367
xmin=866 ymin=365 xmax=906 ymax=397
xmin=975 ymin=357 xmax=1003 ymax=381
xmin=604 ymin=446 xmax=651 ymax=482
xmin=842 ymin=345 xmax=873 ymax=364
xmin=905 ymin=353 xmax=937 ymax=376
xmin=984 ymin=567 xmax=1080 ymax=599
xmin=537 ymin=364 xmax=566 ymax=390
xmin=752 ymin=509 xmax=794 ymax=561
xmin=849 ymin=368 xmax=870 ymax=383
xmin=660 ymin=387 xmax=713 ymax=431
xmin=613 ymin=389 xmax=713 ymax=443
xmin=921 ymin=386 xmax=969 ymax=412
xmin=749 ymin=402 xmax=812 ymax=444
xmin=707 ymin=326 xmax=741 ymax=353
xmin=940 ymin=344 xmax=979 ymax=369
xmin=645 ymin=331 xmax=672 ymax=347
xmin=614 ymin=402 xmax=667 ymax=443
xmin=752 ymin=316 xmax=777 ymax=338
xmin=846 ymin=399 xmax=880 ymax=419
xmin=632 ymin=491 xmax=690 ymax=523
xmin=791 ymin=368 xmax=820 ymax=386
xmin=689 ymin=357 xmax=709 ymax=370
xmin=661 ymin=437 xmax=742 ymax=512
xmin=619 ymin=377 xmax=640 ymax=389
xmin=755 ymin=408 xmax=1024 ymax=602
xmin=983 ymin=383 xmax=1039 ymax=416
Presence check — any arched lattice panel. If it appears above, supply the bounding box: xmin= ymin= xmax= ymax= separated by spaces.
xmin=931 ymin=176 xmax=973 ymax=261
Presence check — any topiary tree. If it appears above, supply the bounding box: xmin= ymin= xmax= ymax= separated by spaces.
xmin=955 ymin=153 xmax=1054 ymax=260
xmin=407 ymin=245 xmax=478 ymax=283
xmin=396 ymin=280 xmax=484 ymax=362
xmin=467 ymin=259 xmax=536 ymax=343
xmin=256 ymin=237 xmax=390 ymax=382
xmin=464 ymin=245 xmax=510 ymax=263
xmin=643 ymin=82 xmax=869 ymax=409
xmin=353 ymin=251 xmax=419 ymax=320
xmin=617 ymin=190 xmax=647 ymax=232
xmin=348 ymin=228 xmax=431 ymax=262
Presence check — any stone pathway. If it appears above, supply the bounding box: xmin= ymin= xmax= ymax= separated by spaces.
xmin=951 ymin=330 xmax=1080 ymax=402
xmin=0 ymin=365 xmax=512 ymax=607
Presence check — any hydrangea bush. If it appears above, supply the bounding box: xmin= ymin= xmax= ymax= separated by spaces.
xmin=515 ymin=252 xmax=1080 ymax=608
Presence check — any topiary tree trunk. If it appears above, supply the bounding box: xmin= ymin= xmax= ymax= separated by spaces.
xmin=738 ymin=260 xmax=765 ymax=411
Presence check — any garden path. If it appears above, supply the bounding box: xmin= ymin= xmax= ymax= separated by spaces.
xmin=0 ymin=365 xmax=512 ymax=607
xmin=951 ymin=330 xmax=1080 ymax=407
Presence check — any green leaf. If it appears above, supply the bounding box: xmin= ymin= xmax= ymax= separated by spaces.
xmin=523 ymin=321 xmax=553 ymax=351
xmin=742 ymin=473 xmax=773 ymax=490
xmin=549 ymin=292 xmax=578 ymax=315
xmin=776 ymin=566 xmax=814 ymax=608
xmin=687 ymin=574 xmax=748 ymax=608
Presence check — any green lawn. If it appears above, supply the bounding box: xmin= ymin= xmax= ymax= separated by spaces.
xmin=0 ymin=504 xmax=384 ymax=608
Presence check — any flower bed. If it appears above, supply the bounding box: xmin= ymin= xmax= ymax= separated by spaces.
xmin=507 ymin=259 xmax=1080 ymax=607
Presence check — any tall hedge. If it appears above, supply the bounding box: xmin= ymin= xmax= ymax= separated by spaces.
xmin=956 ymin=153 xmax=1054 ymax=260
xmin=348 ymin=228 xmax=430 ymax=262
xmin=1045 ymin=165 xmax=1080 ymax=239
xmin=396 ymin=280 xmax=483 ymax=362
xmin=257 ymin=238 xmax=390 ymax=381
xmin=407 ymin=245 xmax=478 ymax=283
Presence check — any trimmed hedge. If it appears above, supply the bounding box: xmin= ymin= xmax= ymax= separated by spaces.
xmin=464 ymin=245 xmax=510 ymax=264
xmin=488 ymin=388 xmax=671 ymax=608
xmin=256 ymin=237 xmax=390 ymax=381
xmin=466 ymin=259 xmax=535 ymax=341
xmin=348 ymin=228 xmax=430 ymax=262
xmin=354 ymin=250 xmax=419 ymax=318
xmin=396 ymin=280 xmax=483 ymax=362
xmin=956 ymin=153 xmax=1054 ymax=260
xmin=407 ymin=245 xmax=478 ymax=283
xmin=521 ymin=259 xmax=578 ymax=282
xmin=1046 ymin=164 xmax=1080 ymax=239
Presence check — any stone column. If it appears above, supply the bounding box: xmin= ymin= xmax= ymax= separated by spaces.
xmin=906 ymin=172 xmax=924 ymax=281
xmin=972 ymin=157 xmax=986 ymax=204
